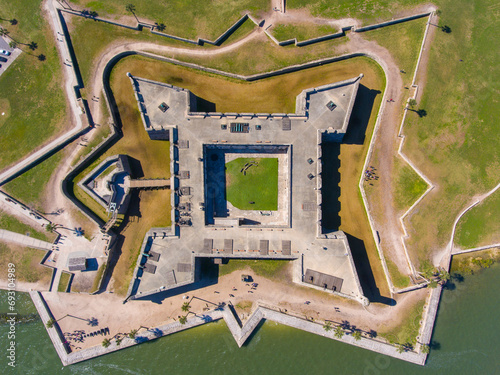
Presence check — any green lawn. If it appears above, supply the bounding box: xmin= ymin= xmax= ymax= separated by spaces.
xmin=287 ymin=0 xmax=428 ymax=26
xmin=0 ymin=211 xmax=55 ymax=242
xmin=0 ymin=0 xmax=66 ymax=171
xmin=225 ymin=158 xmax=278 ymax=211
xmin=58 ymin=271 xmax=72 ymax=292
xmin=362 ymin=16 xmax=427 ymax=87
xmin=0 ymin=243 xmax=53 ymax=285
xmin=454 ymin=191 xmax=500 ymax=249
xmin=400 ymin=0 xmax=500 ymax=267
xmin=271 ymin=23 xmax=338 ymax=42
xmin=219 ymin=259 xmax=290 ymax=280
xmin=176 ymin=37 xmax=348 ymax=75
xmin=380 ymin=299 xmax=424 ymax=347
xmin=2 ymin=152 xmax=62 ymax=209
xmin=70 ymin=0 xmax=269 ymax=40
xmin=385 ymin=257 xmax=410 ymax=289
xmin=393 ymin=157 xmax=428 ymax=211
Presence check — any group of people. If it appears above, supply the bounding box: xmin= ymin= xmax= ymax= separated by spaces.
xmin=365 ymin=166 xmax=378 ymax=185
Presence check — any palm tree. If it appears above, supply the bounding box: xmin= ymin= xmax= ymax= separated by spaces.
xmin=439 ymin=269 xmax=451 ymax=283
xmin=9 ymin=41 xmax=17 ymax=49
xmin=46 ymin=318 xmax=55 ymax=328
xmin=352 ymin=330 xmax=362 ymax=341
xmin=128 ymin=329 xmax=137 ymax=339
xmin=181 ymin=302 xmax=190 ymax=312
xmin=408 ymin=98 xmax=417 ymax=108
xmin=102 ymin=338 xmax=110 ymax=348
xmin=115 ymin=336 xmax=122 ymax=346
xmin=179 ymin=315 xmax=187 ymax=325
xmin=429 ymin=280 xmax=438 ymax=289
xmin=396 ymin=343 xmax=405 ymax=353
xmin=421 ymin=344 xmax=430 ymax=354
xmin=334 ymin=326 xmax=344 ymax=339
xmin=125 ymin=4 xmax=138 ymax=22
xmin=323 ymin=321 xmax=333 ymax=332
xmin=45 ymin=223 xmax=57 ymax=232
xmin=0 ymin=27 xmax=9 ymax=39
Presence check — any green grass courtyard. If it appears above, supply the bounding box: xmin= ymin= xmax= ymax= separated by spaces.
xmin=225 ymin=157 xmax=278 ymax=211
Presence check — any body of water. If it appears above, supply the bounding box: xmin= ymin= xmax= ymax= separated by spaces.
xmin=1 ymin=264 xmax=499 ymax=374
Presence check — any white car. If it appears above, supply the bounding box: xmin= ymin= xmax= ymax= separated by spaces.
xmin=0 ymin=50 xmax=11 ymax=56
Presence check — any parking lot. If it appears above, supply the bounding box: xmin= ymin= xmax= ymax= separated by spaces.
xmin=0 ymin=36 xmax=22 ymax=77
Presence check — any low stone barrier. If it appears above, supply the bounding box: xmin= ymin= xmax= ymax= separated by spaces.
xmin=354 ymin=12 xmax=431 ymax=32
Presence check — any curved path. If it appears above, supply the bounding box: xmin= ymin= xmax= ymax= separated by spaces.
xmin=442 ymin=181 xmax=500 ymax=265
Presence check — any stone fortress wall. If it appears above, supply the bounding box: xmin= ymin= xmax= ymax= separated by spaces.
xmin=59 ymin=6 xmax=431 ymax=51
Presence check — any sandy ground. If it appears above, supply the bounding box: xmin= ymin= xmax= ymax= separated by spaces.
xmin=44 ymin=266 xmax=427 ymax=351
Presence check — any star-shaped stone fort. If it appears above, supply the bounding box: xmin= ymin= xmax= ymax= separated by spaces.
xmin=123 ymin=73 xmax=369 ymax=306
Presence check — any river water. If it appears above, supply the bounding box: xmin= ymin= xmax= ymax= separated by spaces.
xmin=1 ymin=263 xmax=498 ymax=375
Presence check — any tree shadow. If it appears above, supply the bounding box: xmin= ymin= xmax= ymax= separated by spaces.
xmin=346 ymin=233 xmax=396 ymax=305
xmin=408 ymin=108 xmax=427 ymax=118
xmin=343 ymin=85 xmax=381 ymax=145
xmin=441 ymin=25 xmax=452 ymax=33
xmin=430 ymin=340 xmax=441 ymax=350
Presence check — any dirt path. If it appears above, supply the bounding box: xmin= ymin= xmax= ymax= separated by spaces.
xmin=344 ymin=32 xmax=410 ymax=275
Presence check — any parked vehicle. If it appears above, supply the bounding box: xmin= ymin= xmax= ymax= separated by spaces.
xmin=0 ymin=56 xmax=7 ymax=63
xmin=0 ymin=50 xmax=11 ymax=56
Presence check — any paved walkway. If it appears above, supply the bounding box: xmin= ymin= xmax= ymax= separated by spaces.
xmin=0 ymin=229 xmax=53 ymax=250
xmin=128 ymin=179 xmax=170 ymax=189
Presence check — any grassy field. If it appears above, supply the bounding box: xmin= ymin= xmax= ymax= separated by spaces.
xmin=90 ymin=263 xmax=106 ymax=293
xmin=0 ymin=211 xmax=56 ymax=242
xmin=454 ymin=191 xmax=500 ymax=249
xmin=112 ymin=189 xmax=172 ymax=295
xmin=176 ymin=37 xmax=348 ymax=75
xmin=392 ymin=157 xmax=428 ymax=211
xmin=112 ymin=54 xmax=377 ymax=113
xmin=0 ymin=243 xmax=52 ymax=285
xmin=385 ymin=257 xmax=410 ymax=288
xmin=226 ymin=157 xmax=278 ymax=211
xmin=362 ymin=15 xmax=427 ymax=87
xmin=400 ymin=0 xmax=500 ymax=268
xmin=2 ymin=152 xmax=62 ymax=209
xmin=218 ymin=259 xmax=291 ymax=280
xmin=70 ymin=0 xmax=269 ymax=40
xmin=379 ymin=298 xmax=424 ymax=346
xmin=57 ymin=271 xmax=72 ymax=292
xmin=271 ymin=23 xmax=338 ymax=42
xmin=0 ymin=0 xmax=66 ymax=171
xmin=288 ymin=0 xmax=428 ymax=26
